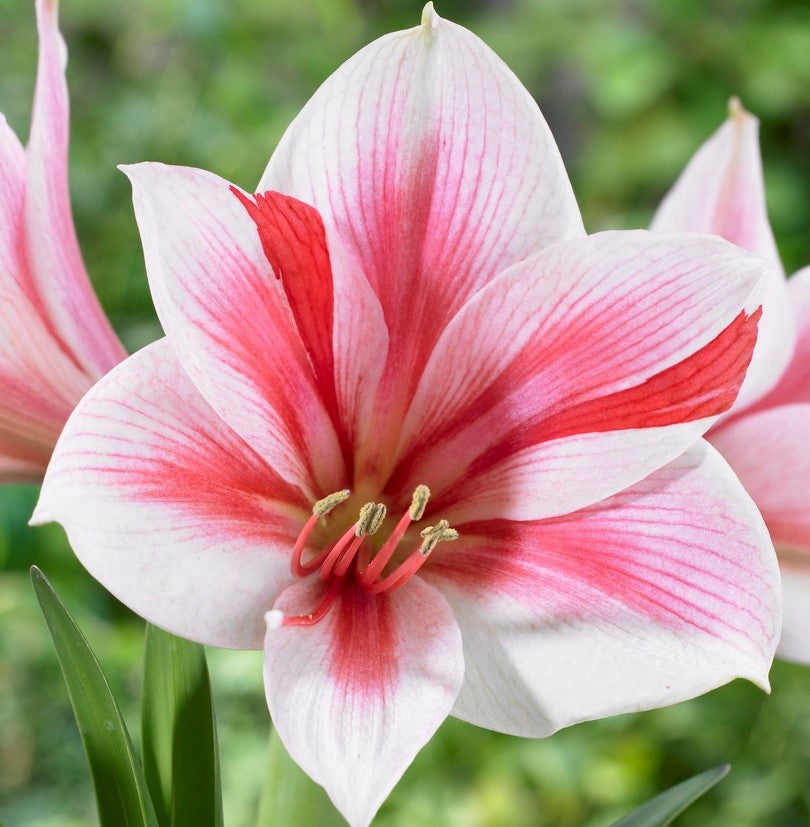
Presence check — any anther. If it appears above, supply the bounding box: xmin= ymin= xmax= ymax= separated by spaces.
xmin=355 ymin=502 xmax=381 ymax=536
xmin=409 ymin=484 xmax=431 ymax=521
xmin=313 ymin=489 xmax=351 ymax=517
xmin=420 ymin=526 xmax=459 ymax=556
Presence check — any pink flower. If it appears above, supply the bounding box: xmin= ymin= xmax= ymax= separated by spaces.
xmin=652 ymin=98 xmax=810 ymax=664
xmin=0 ymin=0 xmax=125 ymax=482
xmin=34 ymin=8 xmax=780 ymax=825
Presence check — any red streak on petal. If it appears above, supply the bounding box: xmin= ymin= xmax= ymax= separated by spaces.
xmin=328 ymin=584 xmax=398 ymax=703
xmin=231 ymin=187 xmax=349 ymax=465
xmin=524 ymin=308 xmax=762 ymax=442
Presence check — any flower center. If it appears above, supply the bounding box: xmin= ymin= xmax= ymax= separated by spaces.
xmin=268 ymin=485 xmax=458 ymax=628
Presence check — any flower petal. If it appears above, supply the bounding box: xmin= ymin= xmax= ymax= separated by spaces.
xmin=745 ymin=266 xmax=810 ymax=411
xmin=260 ymin=5 xmax=584 ymax=450
xmin=423 ymin=442 xmax=780 ymax=737
xmin=32 ymin=339 xmax=303 ymax=649
xmin=121 ymin=162 xmax=346 ymax=497
xmin=24 ymin=0 xmax=125 ymax=376
xmin=264 ymin=575 xmax=464 ymax=827
xmin=391 ymin=230 xmax=764 ymax=519
xmin=777 ymin=567 xmax=810 ymax=665
xmin=650 ymin=100 xmax=794 ymax=410
xmin=1 ymin=115 xmax=94 ymax=472
xmin=710 ymin=403 xmax=810 ymax=551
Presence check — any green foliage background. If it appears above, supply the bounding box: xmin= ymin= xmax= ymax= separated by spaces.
xmin=1 ymin=0 xmax=810 ymax=824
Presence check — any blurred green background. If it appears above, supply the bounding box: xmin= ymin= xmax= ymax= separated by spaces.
xmin=2 ymin=0 xmax=810 ymax=824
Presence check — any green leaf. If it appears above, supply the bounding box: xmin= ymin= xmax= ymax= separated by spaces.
xmin=30 ymin=567 xmax=158 ymax=827
xmin=256 ymin=727 xmax=343 ymax=827
xmin=610 ymin=765 xmax=731 ymax=827
xmin=141 ymin=624 xmax=223 ymax=827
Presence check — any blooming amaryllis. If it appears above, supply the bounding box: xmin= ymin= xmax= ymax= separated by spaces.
xmin=34 ymin=7 xmax=780 ymax=825
xmin=652 ymin=98 xmax=810 ymax=664
xmin=0 ymin=0 xmax=125 ymax=481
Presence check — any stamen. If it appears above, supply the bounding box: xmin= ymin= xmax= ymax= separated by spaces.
xmin=409 ymin=484 xmax=431 ymax=521
xmin=290 ymin=488 xmax=351 ymax=576
xmin=313 ymin=488 xmax=351 ymax=516
xmin=358 ymin=487 xmax=429 ymax=586
xmin=365 ymin=521 xmax=458 ymax=595
xmin=320 ymin=501 xmax=382 ymax=581
xmin=334 ymin=503 xmax=387 ymax=578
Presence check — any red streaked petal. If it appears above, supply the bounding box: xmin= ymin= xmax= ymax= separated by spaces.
xmin=423 ymin=442 xmax=780 ymax=736
xmin=391 ymin=230 xmax=765 ymax=519
xmin=261 ymin=6 xmax=583 ymax=462
xmin=24 ymin=0 xmax=125 ymax=376
xmin=651 ymin=101 xmax=794 ymax=411
xmin=264 ymin=575 xmax=463 ymax=827
xmin=32 ymin=339 xmax=303 ymax=649
xmin=711 ymin=403 xmax=810 ymax=551
xmin=121 ymin=162 xmax=344 ymax=497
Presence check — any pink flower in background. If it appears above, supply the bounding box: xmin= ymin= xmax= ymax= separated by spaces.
xmin=34 ymin=7 xmax=780 ymax=826
xmin=0 ymin=0 xmax=125 ymax=482
xmin=652 ymin=98 xmax=810 ymax=664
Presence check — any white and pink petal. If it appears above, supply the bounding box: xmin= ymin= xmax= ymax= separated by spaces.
xmin=391 ymin=230 xmax=765 ymax=519
xmin=122 ymin=163 xmax=346 ymax=498
xmin=710 ymin=403 xmax=810 ymax=552
xmin=24 ymin=0 xmax=125 ymax=376
xmin=261 ymin=4 xmax=584 ymax=437
xmin=651 ymin=100 xmax=794 ymax=411
xmin=32 ymin=339 xmax=304 ymax=649
xmin=777 ymin=566 xmax=810 ymax=665
xmin=424 ymin=442 xmax=780 ymax=736
xmin=264 ymin=574 xmax=464 ymax=827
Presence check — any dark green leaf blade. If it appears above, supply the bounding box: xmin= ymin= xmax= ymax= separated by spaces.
xmin=256 ymin=727 xmax=343 ymax=826
xmin=30 ymin=566 xmax=158 ymax=827
xmin=611 ymin=765 xmax=731 ymax=827
xmin=142 ymin=624 xmax=223 ymax=827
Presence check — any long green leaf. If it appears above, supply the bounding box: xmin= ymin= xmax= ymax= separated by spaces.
xmin=142 ymin=624 xmax=223 ymax=827
xmin=30 ymin=566 xmax=158 ymax=827
xmin=610 ymin=765 xmax=731 ymax=827
xmin=256 ymin=727 xmax=343 ymax=826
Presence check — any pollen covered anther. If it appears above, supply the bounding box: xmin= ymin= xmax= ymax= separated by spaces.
xmin=313 ymin=488 xmax=351 ymax=517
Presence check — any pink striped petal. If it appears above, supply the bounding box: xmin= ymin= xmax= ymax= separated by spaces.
xmin=0 ymin=115 xmax=95 ymax=472
xmin=32 ymin=339 xmax=304 ymax=649
xmin=24 ymin=0 xmax=125 ymax=376
xmin=777 ymin=567 xmax=810 ymax=665
xmin=122 ymin=162 xmax=346 ymax=498
xmin=264 ymin=575 xmax=463 ymax=827
xmin=651 ymin=100 xmax=794 ymax=410
xmin=745 ymin=267 xmax=810 ymax=411
xmin=424 ymin=442 xmax=780 ymax=736
xmin=390 ymin=231 xmax=764 ymax=519
xmin=260 ymin=4 xmax=583 ymax=452
xmin=710 ymin=403 xmax=810 ymax=552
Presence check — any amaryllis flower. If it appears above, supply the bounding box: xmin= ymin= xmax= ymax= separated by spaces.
xmin=652 ymin=98 xmax=810 ymax=664
xmin=34 ymin=7 xmax=780 ymax=825
xmin=0 ymin=0 xmax=125 ymax=482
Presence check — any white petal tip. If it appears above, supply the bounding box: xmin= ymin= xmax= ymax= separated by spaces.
xmin=265 ymin=610 xmax=284 ymax=630
xmin=421 ymin=2 xmax=440 ymax=30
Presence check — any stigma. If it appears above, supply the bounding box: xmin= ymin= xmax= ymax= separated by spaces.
xmin=275 ymin=484 xmax=458 ymax=627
